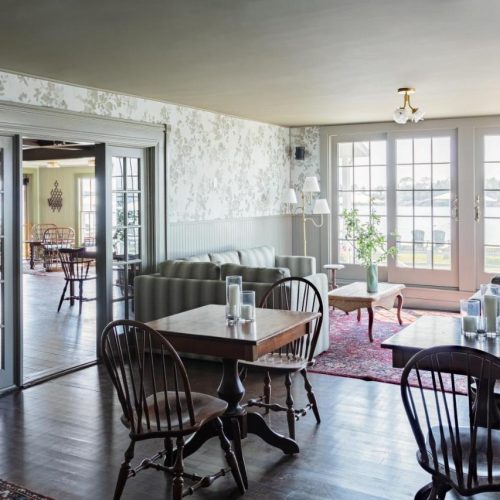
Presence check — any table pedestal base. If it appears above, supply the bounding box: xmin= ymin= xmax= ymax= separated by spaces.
xmin=180 ymin=358 xmax=299 ymax=489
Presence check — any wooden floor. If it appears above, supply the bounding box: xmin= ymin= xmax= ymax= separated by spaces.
xmin=23 ymin=270 xmax=97 ymax=383
xmin=0 ymin=359 xmax=496 ymax=499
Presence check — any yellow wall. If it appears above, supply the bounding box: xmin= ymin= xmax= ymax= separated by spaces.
xmin=23 ymin=165 xmax=94 ymax=243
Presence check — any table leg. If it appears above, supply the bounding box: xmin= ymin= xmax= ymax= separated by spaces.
xmin=246 ymin=412 xmax=299 ymax=455
xmin=367 ymin=307 xmax=374 ymax=342
xmin=396 ymin=294 xmax=403 ymax=325
xmin=332 ymin=269 xmax=338 ymax=290
xmin=29 ymin=243 xmax=35 ymax=270
xmin=357 ymin=309 xmax=361 ymax=322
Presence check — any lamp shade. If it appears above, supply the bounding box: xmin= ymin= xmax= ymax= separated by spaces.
xmin=302 ymin=176 xmax=320 ymax=193
xmin=313 ymin=198 xmax=330 ymax=215
xmin=282 ymin=188 xmax=298 ymax=204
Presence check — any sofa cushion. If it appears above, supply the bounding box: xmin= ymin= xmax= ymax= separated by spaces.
xmin=158 ymin=260 xmax=220 ymax=280
xmin=238 ymin=245 xmax=275 ymax=268
xmin=220 ymin=263 xmax=290 ymax=283
xmin=185 ymin=253 xmax=211 ymax=262
xmin=209 ymin=250 xmax=240 ymax=265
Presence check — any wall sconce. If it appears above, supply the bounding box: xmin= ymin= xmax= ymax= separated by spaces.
xmin=295 ymin=146 xmax=305 ymax=160
xmin=282 ymin=176 xmax=330 ymax=256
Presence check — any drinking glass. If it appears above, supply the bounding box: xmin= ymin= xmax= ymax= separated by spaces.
xmin=226 ymin=275 xmax=242 ymax=324
xmin=240 ymin=290 xmax=256 ymax=323
xmin=460 ymin=298 xmax=481 ymax=337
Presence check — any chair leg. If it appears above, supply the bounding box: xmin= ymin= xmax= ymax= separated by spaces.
xmin=57 ymin=281 xmax=69 ymax=312
xmin=301 ymin=369 xmax=321 ymax=424
xmin=78 ymin=280 xmax=83 ymax=315
xmin=172 ymin=436 xmax=185 ymax=500
xmin=263 ymin=370 xmax=271 ymax=414
xmin=113 ymin=441 xmax=134 ymax=500
xmin=239 ymin=366 xmax=247 ymax=383
xmin=214 ymin=417 xmax=245 ymax=494
xmin=164 ymin=437 xmax=173 ymax=467
xmin=284 ymin=372 xmax=295 ymax=440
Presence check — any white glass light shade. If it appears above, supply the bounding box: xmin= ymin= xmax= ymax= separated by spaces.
xmin=282 ymin=188 xmax=298 ymax=204
xmin=302 ymin=176 xmax=320 ymax=192
xmin=393 ymin=108 xmax=408 ymax=124
xmin=313 ymin=198 xmax=330 ymax=215
xmin=412 ymin=108 xmax=425 ymax=123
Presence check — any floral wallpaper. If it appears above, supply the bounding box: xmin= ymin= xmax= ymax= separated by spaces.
xmin=0 ymin=70 xmax=290 ymax=223
xmin=290 ymin=126 xmax=321 ymax=212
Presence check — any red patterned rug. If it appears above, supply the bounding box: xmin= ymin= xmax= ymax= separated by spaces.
xmin=310 ymin=308 xmax=460 ymax=387
xmin=0 ymin=479 xmax=54 ymax=499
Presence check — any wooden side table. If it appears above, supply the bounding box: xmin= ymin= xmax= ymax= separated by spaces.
xmin=328 ymin=282 xmax=405 ymax=342
xmin=323 ymin=264 xmax=344 ymax=290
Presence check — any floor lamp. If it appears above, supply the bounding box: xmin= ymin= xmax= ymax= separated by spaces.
xmin=283 ymin=176 xmax=330 ymax=256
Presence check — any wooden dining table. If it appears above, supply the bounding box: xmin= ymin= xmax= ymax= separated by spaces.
xmin=381 ymin=314 xmax=500 ymax=428
xmin=146 ymin=304 xmax=320 ymax=489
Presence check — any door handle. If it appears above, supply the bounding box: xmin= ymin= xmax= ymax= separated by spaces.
xmin=474 ymin=195 xmax=481 ymax=223
xmin=451 ymin=196 xmax=459 ymax=222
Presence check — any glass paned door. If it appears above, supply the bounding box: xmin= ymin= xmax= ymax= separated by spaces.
xmin=111 ymin=155 xmax=143 ymax=320
xmin=476 ymin=131 xmax=500 ymax=285
xmin=388 ymin=131 xmax=458 ymax=287
xmin=0 ymin=136 xmax=15 ymax=391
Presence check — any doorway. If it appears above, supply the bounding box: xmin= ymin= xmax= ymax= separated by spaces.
xmin=22 ymin=139 xmax=97 ymax=383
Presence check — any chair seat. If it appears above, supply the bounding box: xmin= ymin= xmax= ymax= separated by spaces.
xmin=121 ymin=391 xmax=228 ymax=433
xmin=240 ymin=353 xmax=310 ymax=372
xmin=423 ymin=426 xmax=500 ymax=480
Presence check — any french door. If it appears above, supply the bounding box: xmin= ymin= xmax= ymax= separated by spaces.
xmin=333 ymin=129 xmax=459 ymax=287
xmin=95 ymin=145 xmax=147 ymax=343
xmin=475 ymin=128 xmax=500 ymax=286
xmin=0 ymin=136 xmax=18 ymax=391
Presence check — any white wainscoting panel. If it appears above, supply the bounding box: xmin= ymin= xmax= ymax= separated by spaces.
xmin=167 ymin=215 xmax=292 ymax=259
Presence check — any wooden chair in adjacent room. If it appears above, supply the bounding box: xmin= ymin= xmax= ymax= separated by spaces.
xmin=401 ymin=345 xmax=500 ymax=499
xmin=57 ymin=247 xmax=96 ymax=314
xmin=240 ymin=276 xmax=323 ymax=440
xmin=42 ymin=226 xmax=75 ymax=270
xmin=101 ymin=320 xmax=244 ymax=500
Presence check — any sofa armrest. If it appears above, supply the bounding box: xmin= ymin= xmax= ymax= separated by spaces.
xmin=275 ymin=255 xmax=316 ymax=277
xmin=303 ymin=273 xmax=329 ymax=355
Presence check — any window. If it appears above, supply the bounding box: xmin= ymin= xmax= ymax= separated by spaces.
xmin=337 ymin=140 xmax=387 ymax=264
xmin=78 ymin=176 xmax=96 ymax=245
xmin=482 ymin=135 xmax=500 ymax=273
xmin=395 ymin=136 xmax=452 ymax=270
xmin=111 ymin=156 xmax=142 ymax=319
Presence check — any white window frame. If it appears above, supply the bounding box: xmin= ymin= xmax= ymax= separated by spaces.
xmin=330 ymin=128 xmax=459 ymax=288
xmin=387 ymin=128 xmax=459 ymax=287
xmin=475 ymin=127 xmax=500 ymax=286
xmin=77 ymin=174 xmax=96 ymax=246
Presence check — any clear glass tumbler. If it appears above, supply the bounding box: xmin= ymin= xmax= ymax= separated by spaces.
xmin=240 ymin=290 xmax=256 ymax=323
xmin=460 ymin=298 xmax=481 ymax=337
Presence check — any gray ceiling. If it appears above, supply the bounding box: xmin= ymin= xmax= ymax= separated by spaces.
xmin=1 ymin=0 xmax=500 ymax=126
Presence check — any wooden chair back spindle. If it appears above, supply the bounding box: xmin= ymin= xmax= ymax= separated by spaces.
xmin=401 ymin=345 xmax=500 ymax=496
xmin=259 ymin=277 xmax=323 ymax=362
xmin=101 ymin=320 xmax=196 ymax=437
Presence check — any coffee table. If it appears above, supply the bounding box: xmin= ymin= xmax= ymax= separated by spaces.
xmin=147 ymin=304 xmax=320 ymax=489
xmin=328 ymin=282 xmax=405 ymax=342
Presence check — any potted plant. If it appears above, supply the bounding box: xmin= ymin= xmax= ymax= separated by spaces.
xmin=342 ymin=206 xmax=397 ymax=293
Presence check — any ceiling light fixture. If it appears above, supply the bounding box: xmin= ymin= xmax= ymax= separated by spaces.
xmin=393 ymin=87 xmax=425 ymax=124
xmin=46 ymin=160 xmax=60 ymax=169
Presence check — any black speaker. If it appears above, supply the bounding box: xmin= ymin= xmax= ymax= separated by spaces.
xmin=295 ymin=146 xmax=305 ymax=160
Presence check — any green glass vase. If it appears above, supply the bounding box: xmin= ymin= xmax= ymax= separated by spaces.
xmin=366 ymin=264 xmax=378 ymax=293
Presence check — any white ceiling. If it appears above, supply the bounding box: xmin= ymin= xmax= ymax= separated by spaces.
xmin=1 ymin=0 xmax=500 ymax=126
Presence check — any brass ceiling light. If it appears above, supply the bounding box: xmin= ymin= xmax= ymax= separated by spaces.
xmin=393 ymin=87 xmax=425 ymax=124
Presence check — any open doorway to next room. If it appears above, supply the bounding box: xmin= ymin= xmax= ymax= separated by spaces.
xmin=22 ymin=139 xmax=97 ymax=383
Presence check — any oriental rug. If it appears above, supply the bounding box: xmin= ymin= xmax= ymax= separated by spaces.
xmin=0 ymin=479 xmax=54 ymax=500
xmin=310 ymin=307 xmax=460 ymax=388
